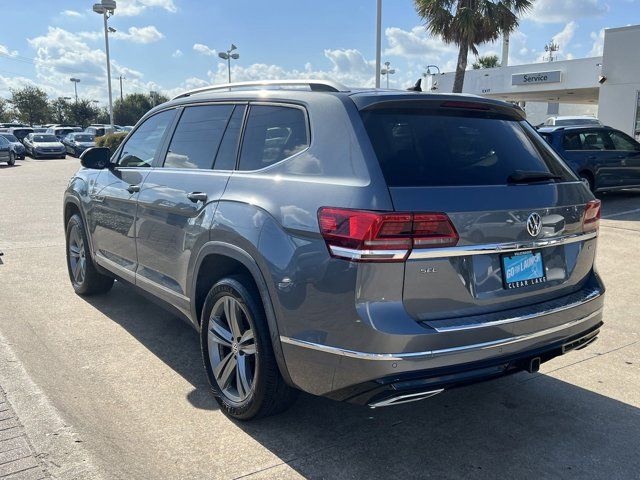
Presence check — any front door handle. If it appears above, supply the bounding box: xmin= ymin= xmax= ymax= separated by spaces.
xmin=187 ymin=192 xmax=208 ymax=203
xmin=127 ymin=184 xmax=140 ymax=194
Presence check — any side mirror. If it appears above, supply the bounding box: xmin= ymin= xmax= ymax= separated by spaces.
xmin=80 ymin=147 xmax=112 ymax=169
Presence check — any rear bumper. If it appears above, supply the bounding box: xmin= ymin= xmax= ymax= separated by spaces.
xmin=280 ymin=278 xmax=604 ymax=400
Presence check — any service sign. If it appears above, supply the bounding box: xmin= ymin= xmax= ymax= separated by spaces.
xmin=512 ymin=70 xmax=562 ymax=85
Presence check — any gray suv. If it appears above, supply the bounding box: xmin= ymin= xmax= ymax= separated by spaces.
xmin=63 ymin=80 xmax=605 ymax=420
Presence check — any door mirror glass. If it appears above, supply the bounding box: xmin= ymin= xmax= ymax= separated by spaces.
xmin=80 ymin=147 xmax=111 ymax=169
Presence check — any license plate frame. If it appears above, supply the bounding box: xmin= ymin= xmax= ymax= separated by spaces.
xmin=501 ymin=250 xmax=546 ymax=290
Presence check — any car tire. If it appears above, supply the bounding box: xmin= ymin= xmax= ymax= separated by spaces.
xmin=579 ymin=172 xmax=594 ymax=193
xmin=201 ymin=275 xmax=298 ymax=420
xmin=65 ymin=213 xmax=114 ymax=296
xmin=7 ymin=151 xmax=15 ymax=166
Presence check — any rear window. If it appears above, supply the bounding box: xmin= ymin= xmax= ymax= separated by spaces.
xmin=360 ymin=107 xmax=575 ymax=187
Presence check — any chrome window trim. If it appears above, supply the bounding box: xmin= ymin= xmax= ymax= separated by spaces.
xmin=408 ymin=230 xmax=597 ymax=260
xmin=280 ymin=308 xmax=602 ymax=362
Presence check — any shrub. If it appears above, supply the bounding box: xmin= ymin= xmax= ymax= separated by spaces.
xmin=96 ymin=132 xmax=127 ymax=152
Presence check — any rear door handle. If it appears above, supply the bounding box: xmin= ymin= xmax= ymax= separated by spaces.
xmin=127 ymin=184 xmax=140 ymax=194
xmin=187 ymin=192 xmax=208 ymax=203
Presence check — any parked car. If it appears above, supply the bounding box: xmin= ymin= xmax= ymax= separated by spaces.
xmin=62 ymin=132 xmax=96 ymax=157
xmin=0 ymin=133 xmax=26 ymax=159
xmin=85 ymin=125 xmax=115 ymax=137
xmin=23 ymin=133 xmax=66 ymax=159
xmin=543 ymin=115 xmax=602 ymax=127
xmin=0 ymin=135 xmax=16 ymax=166
xmin=32 ymin=128 xmax=48 ymax=134
xmin=7 ymin=127 xmax=34 ymax=144
xmin=64 ymin=80 xmax=604 ymax=420
xmin=47 ymin=126 xmax=83 ymax=140
xmin=538 ymin=125 xmax=640 ymax=192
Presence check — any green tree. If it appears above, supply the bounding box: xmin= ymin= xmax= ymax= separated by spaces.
xmin=472 ymin=54 xmax=501 ymax=69
xmin=66 ymin=99 xmax=100 ymax=128
xmin=0 ymin=99 xmax=15 ymax=123
xmin=414 ymin=0 xmax=532 ymax=93
xmin=50 ymin=97 xmax=70 ymax=124
xmin=95 ymin=107 xmax=110 ymax=125
xmin=114 ymin=92 xmax=169 ymax=126
xmin=10 ymin=86 xmax=51 ymax=125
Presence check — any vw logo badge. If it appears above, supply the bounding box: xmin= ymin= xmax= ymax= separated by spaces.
xmin=526 ymin=212 xmax=542 ymax=237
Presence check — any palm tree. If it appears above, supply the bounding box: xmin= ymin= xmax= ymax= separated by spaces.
xmin=472 ymin=54 xmax=501 ymax=69
xmin=414 ymin=0 xmax=532 ymax=93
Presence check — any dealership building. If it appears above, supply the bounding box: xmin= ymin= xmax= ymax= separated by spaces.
xmin=435 ymin=25 xmax=640 ymax=139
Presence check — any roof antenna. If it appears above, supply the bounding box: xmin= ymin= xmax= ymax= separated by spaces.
xmin=407 ymin=78 xmax=422 ymax=92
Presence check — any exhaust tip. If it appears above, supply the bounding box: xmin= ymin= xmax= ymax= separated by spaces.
xmin=368 ymin=388 xmax=444 ymax=409
xmin=527 ymin=357 xmax=541 ymax=373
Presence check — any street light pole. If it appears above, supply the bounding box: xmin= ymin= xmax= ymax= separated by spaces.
xmin=93 ymin=1 xmax=117 ymax=127
xmin=119 ymin=75 xmax=125 ymax=102
xmin=218 ymin=44 xmax=239 ymax=84
xmin=375 ymin=0 xmax=382 ymax=88
xmin=380 ymin=61 xmax=395 ymax=88
xmin=70 ymin=78 xmax=80 ymax=102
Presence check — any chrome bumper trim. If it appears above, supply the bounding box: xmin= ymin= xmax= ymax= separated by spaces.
xmin=329 ymin=245 xmax=408 ymax=261
xmin=280 ymin=308 xmax=602 ymax=362
xmin=408 ymin=231 xmax=597 ymax=260
xmin=431 ymin=287 xmax=603 ymax=332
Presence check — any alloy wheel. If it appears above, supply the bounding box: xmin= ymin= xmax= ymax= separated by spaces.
xmin=68 ymin=224 xmax=86 ymax=285
xmin=207 ymin=295 xmax=257 ymax=403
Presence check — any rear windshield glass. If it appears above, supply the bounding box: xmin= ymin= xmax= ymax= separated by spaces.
xmin=73 ymin=134 xmax=94 ymax=142
xmin=360 ymin=107 xmax=575 ymax=187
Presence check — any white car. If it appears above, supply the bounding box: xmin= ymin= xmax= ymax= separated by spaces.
xmin=23 ymin=133 xmax=66 ymax=159
xmin=544 ymin=115 xmax=602 ymax=127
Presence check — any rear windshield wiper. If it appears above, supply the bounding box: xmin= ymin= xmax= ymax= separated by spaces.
xmin=507 ymin=170 xmax=561 ymax=184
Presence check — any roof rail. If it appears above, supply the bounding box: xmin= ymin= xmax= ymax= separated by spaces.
xmin=172 ymin=79 xmax=350 ymax=100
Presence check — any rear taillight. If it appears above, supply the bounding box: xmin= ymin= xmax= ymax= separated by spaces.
xmin=582 ymin=199 xmax=601 ymax=233
xmin=318 ymin=207 xmax=458 ymax=262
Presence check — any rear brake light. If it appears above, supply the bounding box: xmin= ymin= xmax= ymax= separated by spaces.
xmin=318 ymin=208 xmax=458 ymax=262
xmin=441 ymin=101 xmax=490 ymax=110
xmin=582 ymin=199 xmax=601 ymax=233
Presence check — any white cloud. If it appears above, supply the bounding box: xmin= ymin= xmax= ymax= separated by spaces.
xmin=61 ymin=10 xmax=82 ymax=17
xmin=526 ymin=0 xmax=607 ymax=24
xmin=384 ymin=26 xmax=456 ymax=60
xmin=77 ymin=26 xmax=164 ymax=44
xmin=26 ymin=27 xmax=155 ymax=102
xmin=113 ymin=26 xmax=164 ymax=44
xmin=193 ymin=43 xmax=216 ymax=56
xmin=547 ymin=21 xmax=578 ymax=60
xmin=172 ymin=49 xmax=183 ymax=58
xmin=0 ymin=45 xmax=18 ymax=58
xmin=589 ymin=29 xmax=605 ymax=56
xmin=116 ymin=0 xmax=177 ymax=16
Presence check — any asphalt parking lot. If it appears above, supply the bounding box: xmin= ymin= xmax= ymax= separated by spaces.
xmin=0 ymin=156 xmax=639 ymax=480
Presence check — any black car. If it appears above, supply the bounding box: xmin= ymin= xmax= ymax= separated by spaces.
xmin=0 ymin=132 xmax=26 ymax=159
xmin=538 ymin=125 xmax=640 ymax=192
xmin=62 ymin=132 xmax=96 ymax=157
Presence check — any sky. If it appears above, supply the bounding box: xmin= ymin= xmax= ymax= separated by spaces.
xmin=0 ymin=0 xmax=638 ymax=104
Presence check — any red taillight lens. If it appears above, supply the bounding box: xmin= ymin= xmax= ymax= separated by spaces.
xmin=318 ymin=208 xmax=458 ymax=262
xmin=582 ymin=199 xmax=601 ymax=233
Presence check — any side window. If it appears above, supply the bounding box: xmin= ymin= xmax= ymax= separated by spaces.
xmin=608 ymin=131 xmax=640 ymax=151
xmin=578 ymin=132 xmax=612 ymax=151
xmin=118 ymin=109 xmax=175 ymax=167
xmin=214 ymin=105 xmax=246 ymax=170
xmin=238 ymin=105 xmax=309 ymax=171
xmin=163 ymin=104 xmax=234 ymax=169
xmin=562 ymin=132 xmax=582 ymax=150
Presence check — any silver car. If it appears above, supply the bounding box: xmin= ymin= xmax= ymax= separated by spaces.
xmin=63 ymin=80 xmax=605 ymax=420
xmin=24 ymin=133 xmax=66 ymax=159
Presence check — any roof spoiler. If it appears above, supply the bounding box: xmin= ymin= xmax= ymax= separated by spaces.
xmin=407 ymin=78 xmax=422 ymax=92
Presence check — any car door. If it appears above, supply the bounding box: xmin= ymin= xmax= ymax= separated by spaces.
xmin=562 ymin=130 xmax=622 ymax=190
xmin=606 ymin=129 xmax=640 ymax=186
xmin=88 ymin=108 xmax=176 ymax=282
xmin=134 ymin=103 xmax=245 ymax=313
xmin=0 ymin=137 xmax=9 ymax=161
